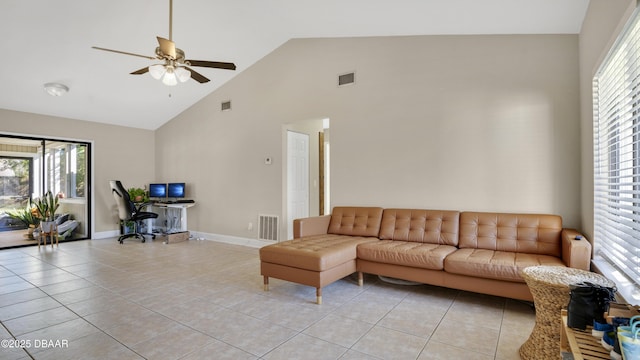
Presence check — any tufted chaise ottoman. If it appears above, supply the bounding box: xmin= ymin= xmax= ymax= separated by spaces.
xmin=260 ymin=207 xmax=382 ymax=304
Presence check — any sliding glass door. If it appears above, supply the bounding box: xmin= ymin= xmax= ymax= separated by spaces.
xmin=41 ymin=140 xmax=89 ymax=240
xmin=0 ymin=156 xmax=33 ymax=230
xmin=0 ymin=135 xmax=91 ymax=247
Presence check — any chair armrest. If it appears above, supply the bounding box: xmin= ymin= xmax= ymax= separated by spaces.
xmin=561 ymin=228 xmax=592 ymax=271
xmin=135 ymin=202 xmax=154 ymax=212
xmin=293 ymin=215 xmax=331 ymax=238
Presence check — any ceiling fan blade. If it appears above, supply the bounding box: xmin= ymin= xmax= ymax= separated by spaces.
xmin=130 ymin=67 xmax=149 ymax=75
xmin=184 ymin=66 xmax=210 ymax=83
xmin=157 ymin=37 xmax=176 ymax=59
xmin=92 ymin=46 xmax=155 ymax=60
xmin=187 ymin=60 xmax=236 ymax=71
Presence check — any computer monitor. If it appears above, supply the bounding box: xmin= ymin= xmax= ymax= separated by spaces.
xmin=148 ymin=183 xmax=167 ymax=198
xmin=167 ymin=182 xmax=186 ymax=198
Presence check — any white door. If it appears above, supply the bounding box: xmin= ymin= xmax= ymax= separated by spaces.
xmin=287 ymin=131 xmax=309 ymax=239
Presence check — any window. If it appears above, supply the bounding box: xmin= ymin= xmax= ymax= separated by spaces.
xmin=593 ymin=7 xmax=640 ymax=287
xmin=44 ymin=143 xmax=87 ymax=199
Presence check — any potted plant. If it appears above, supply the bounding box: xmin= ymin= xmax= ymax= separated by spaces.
xmin=127 ymin=187 xmax=148 ymax=203
xmin=6 ymin=199 xmax=40 ymax=238
xmin=34 ymin=190 xmax=60 ymax=232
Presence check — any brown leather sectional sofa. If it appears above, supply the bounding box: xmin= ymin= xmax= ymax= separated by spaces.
xmin=259 ymin=206 xmax=592 ymax=304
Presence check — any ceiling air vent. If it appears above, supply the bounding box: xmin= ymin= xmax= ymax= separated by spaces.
xmin=221 ymin=100 xmax=231 ymax=111
xmin=338 ymin=72 xmax=355 ymax=86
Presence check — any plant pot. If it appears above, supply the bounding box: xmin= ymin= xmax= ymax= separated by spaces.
xmin=41 ymin=221 xmax=56 ymax=233
xmin=25 ymin=224 xmax=36 ymax=239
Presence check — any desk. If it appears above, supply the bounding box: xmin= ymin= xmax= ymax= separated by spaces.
xmin=145 ymin=202 xmax=195 ymax=234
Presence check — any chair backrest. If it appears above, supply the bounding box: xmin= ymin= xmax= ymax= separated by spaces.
xmin=110 ymin=180 xmax=134 ymax=221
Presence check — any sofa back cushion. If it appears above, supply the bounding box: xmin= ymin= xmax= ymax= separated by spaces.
xmin=459 ymin=212 xmax=562 ymax=256
xmin=328 ymin=207 xmax=384 ymax=237
xmin=379 ymin=209 xmax=460 ymax=246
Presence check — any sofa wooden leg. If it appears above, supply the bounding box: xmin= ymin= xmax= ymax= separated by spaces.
xmin=263 ymin=276 xmax=269 ymax=291
xmin=316 ymin=288 xmax=322 ymax=305
xmin=358 ymin=272 xmax=363 ymax=286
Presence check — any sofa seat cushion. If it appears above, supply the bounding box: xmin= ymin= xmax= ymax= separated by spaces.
xmin=444 ymin=248 xmax=566 ymax=282
xmin=260 ymin=234 xmax=377 ymax=272
xmin=357 ymin=240 xmax=458 ymax=270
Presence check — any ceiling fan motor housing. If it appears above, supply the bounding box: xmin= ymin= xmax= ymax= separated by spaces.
xmin=155 ymin=46 xmax=186 ymax=63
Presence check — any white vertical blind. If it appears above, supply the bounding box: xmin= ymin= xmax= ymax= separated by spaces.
xmin=594 ymin=6 xmax=640 ymax=287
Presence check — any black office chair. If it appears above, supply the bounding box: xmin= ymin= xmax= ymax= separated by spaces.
xmin=110 ymin=180 xmax=158 ymax=244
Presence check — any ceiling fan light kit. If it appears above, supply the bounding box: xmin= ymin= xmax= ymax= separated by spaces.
xmin=92 ymin=0 xmax=235 ymax=86
xmin=163 ymin=69 xmax=178 ymax=86
xmin=43 ymin=83 xmax=69 ymax=96
xmin=149 ymin=64 xmax=166 ymax=80
xmin=174 ymin=67 xmax=191 ymax=82
xmin=148 ymin=64 xmax=191 ymax=86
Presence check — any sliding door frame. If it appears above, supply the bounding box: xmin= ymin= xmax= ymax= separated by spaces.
xmin=0 ymin=132 xmax=93 ymax=241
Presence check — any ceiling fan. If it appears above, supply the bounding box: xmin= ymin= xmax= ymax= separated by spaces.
xmin=92 ymin=0 xmax=236 ymax=86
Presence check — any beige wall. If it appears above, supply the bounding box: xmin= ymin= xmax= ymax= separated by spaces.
xmin=578 ymin=0 xmax=637 ymax=241
xmin=157 ymin=33 xmax=583 ymax=240
xmin=0 ymin=109 xmax=155 ymax=234
xmin=6 ymin=14 xmax=631 ymax=242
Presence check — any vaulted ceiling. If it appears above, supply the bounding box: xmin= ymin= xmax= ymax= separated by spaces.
xmin=0 ymin=0 xmax=590 ymax=130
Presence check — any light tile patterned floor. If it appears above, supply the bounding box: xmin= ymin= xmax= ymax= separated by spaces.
xmin=0 ymin=239 xmax=535 ymax=359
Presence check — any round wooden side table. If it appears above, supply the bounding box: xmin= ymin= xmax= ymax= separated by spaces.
xmin=519 ymin=265 xmax=614 ymax=360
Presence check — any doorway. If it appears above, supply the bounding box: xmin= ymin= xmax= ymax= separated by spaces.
xmin=284 ymin=118 xmax=330 ymax=240
xmin=0 ymin=134 xmax=91 ymax=249
xmin=287 ymin=131 xmax=309 ymax=240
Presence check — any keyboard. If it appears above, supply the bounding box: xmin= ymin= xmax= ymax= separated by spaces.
xmin=154 ymin=199 xmax=195 ymax=205
xmin=153 ymin=199 xmax=194 ymax=205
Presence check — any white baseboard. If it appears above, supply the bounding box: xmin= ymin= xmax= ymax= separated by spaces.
xmin=189 ymin=231 xmax=276 ymax=248
xmin=93 ymin=229 xmax=275 ymax=248
xmin=93 ymin=230 xmax=120 ymax=239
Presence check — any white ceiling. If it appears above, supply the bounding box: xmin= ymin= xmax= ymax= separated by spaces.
xmin=0 ymin=0 xmax=590 ymax=130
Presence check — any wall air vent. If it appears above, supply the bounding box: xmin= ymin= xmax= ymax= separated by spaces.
xmin=258 ymin=214 xmax=279 ymax=241
xmin=338 ymin=72 xmax=355 ymax=86
xmin=221 ymin=100 xmax=231 ymax=111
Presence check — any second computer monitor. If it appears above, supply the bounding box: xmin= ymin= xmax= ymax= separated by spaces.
xmin=148 ymin=183 xmax=167 ymax=198
xmin=167 ymin=182 xmax=186 ymax=198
